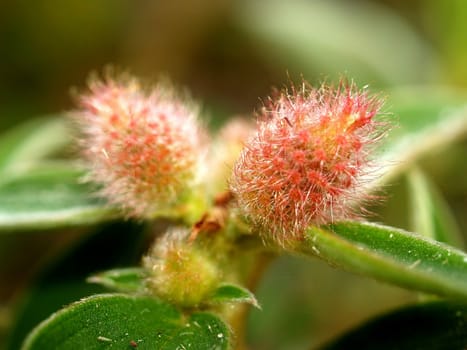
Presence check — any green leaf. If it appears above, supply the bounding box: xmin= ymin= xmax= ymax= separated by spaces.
xmin=321 ymin=301 xmax=467 ymax=350
xmin=0 ymin=162 xmax=198 ymax=231
xmin=407 ymin=167 xmax=464 ymax=248
xmin=6 ymin=222 xmax=148 ymax=350
xmin=389 ymin=86 xmax=467 ymax=133
xmin=22 ymin=294 xmax=229 ymax=350
xmin=0 ymin=166 xmax=119 ymax=231
xmin=366 ymin=89 xmax=467 ymax=190
xmin=292 ymin=221 xmax=467 ymax=299
xmin=87 ymin=268 xmax=146 ymax=293
xmin=0 ymin=117 xmax=70 ymax=175
xmin=208 ymin=284 xmax=260 ymax=309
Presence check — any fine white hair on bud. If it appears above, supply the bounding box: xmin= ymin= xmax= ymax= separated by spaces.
xmin=230 ymin=79 xmax=387 ymax=244
xmin=72 ymin=73 xmax=206 ymax=218
xmin=143 ymin=228 xmax=220 ymax=307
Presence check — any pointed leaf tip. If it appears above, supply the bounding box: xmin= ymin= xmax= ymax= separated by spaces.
xmin=87 ymin=268 xmax=145 ymax=293
xmin=208 ymin=284 xmax=261 ymax=309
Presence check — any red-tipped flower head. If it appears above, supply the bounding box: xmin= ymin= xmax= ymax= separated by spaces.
xmin=74 ymin=74 xmax=205 ymax=217
xmin=230 ymin=80 xmax=386 ymax=243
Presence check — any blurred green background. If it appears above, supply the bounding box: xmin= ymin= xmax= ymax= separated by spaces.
xmin=1 ymin=0 xmax=466 ymax=349
xmin=1 ymin=0 xmax=466 ymax=130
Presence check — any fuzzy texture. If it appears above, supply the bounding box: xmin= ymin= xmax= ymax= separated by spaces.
xmin=143 ymin=229 xmax=220 ymax=307
xmin=230 ymin=81 xmax=386 ymax=244
xmin=208 ymin=118 xmax=256 ymax=196
xmin=73 ymin=74 xmax=205 ymax=217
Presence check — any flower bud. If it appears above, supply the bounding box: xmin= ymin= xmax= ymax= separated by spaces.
xmin=230 ymin=80 xmax=386 ymax=244
xmin=73 ymin=73 xmax=205 ymax=217
xmin=208 ymin=118 xmax=255 ymax=195
xmin=143 ymin=229 xmax=220 ymax=307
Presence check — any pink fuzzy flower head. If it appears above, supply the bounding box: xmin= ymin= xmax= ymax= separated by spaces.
xmin=230 ymin=80 xmax=386 ymax=244
xmin=73 ymin=73 xmax=205 ymax=218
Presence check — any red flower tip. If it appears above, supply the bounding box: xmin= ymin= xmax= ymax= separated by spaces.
xmin=230 ymin=80 xmax=387 ymax=244
xmin=73 ymin=73 xmax=205 ymax=218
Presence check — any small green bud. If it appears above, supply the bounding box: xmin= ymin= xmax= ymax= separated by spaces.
xmin=143 ymin=229 xmax=220 ymax=307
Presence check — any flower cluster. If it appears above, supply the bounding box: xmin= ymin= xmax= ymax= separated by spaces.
xmin=74 ymin=72 xmax=386 ymax=247
xmin=230 ymin=81 xmax=385 ymax=243
xmin=73 ymin=74 xmax=205 ymax=217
